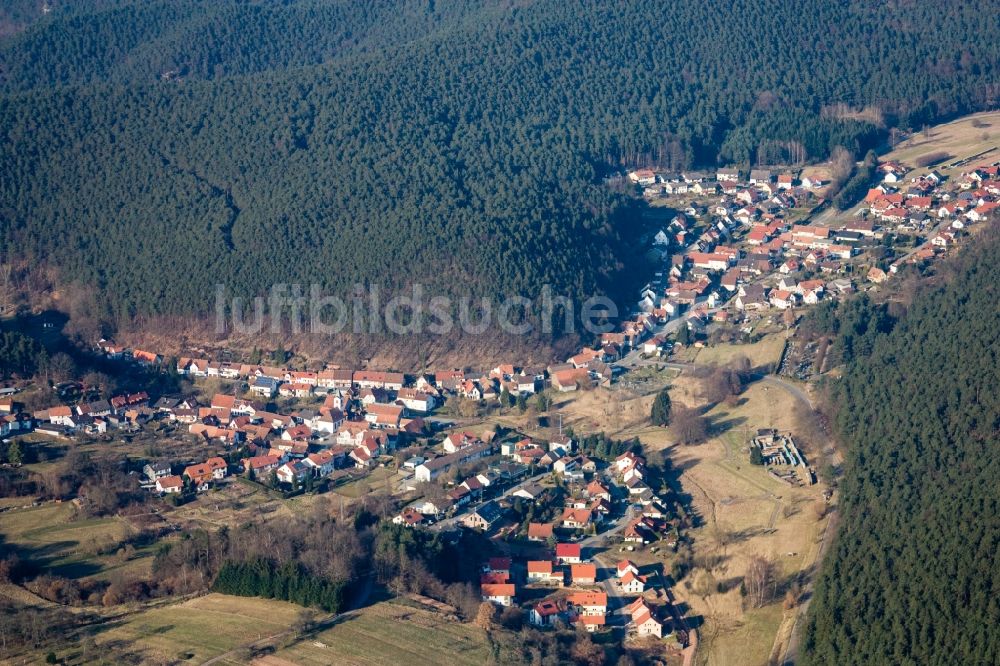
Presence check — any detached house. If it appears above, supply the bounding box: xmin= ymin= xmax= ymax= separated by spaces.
xmin=555 ymin=543 xmax=583 ymax=565
xmin=249 ymin=377 xmax=280 ymax=398
xmin=156 ymin=475 xmax=183 ymax=494
xmin=276 ymin=460 xmax=310 ymax=485
xmin=464 ymin=500 xmax=504 ymax=531
xmin=527 ymin=522 xmax=554 ymax=541
xmin=619 ymin=570 xmax=647 ymax=594
xmin=303 ymin=449 xmax=338 ymax=477
xmin=566 ymin=591 xmax=608 ymax=617
xmin=560 ymin=507 xmax=593 ymax=530
xmin=364 ymin=403 xmax=403 ymax=429
xmin=527 ymin=560 xmax=562 ymax=584
xmin=570 ymin=563 xmax=598 ymax=585
xmin=481 ymin=583 xmax=516 ymax=607
xmin=530 ymin=599 xmax=566 ymax=627
xmin=183 ymin=457 xmax=228 ymax=486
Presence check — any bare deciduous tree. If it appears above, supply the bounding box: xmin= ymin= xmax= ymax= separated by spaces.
xmin=743 ymin=554 xmax=776 ymax=609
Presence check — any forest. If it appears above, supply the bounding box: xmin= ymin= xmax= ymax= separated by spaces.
xmin=802 ymin=225 xmax=1000 ymax=665
xmin=1 ymin=0 xmax=998 ymax=340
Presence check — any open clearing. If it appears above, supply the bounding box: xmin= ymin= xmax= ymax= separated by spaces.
xmin=600 ymin=367 xmax=828 ymax=666
xmin=271 ymin=600 xmax=490 ymax=666
xmin=93 ymin=593 xmax=303 ymax=663
xmin=882 ymin=110 xmax=1000 ymax=176
xmin=0 ymin=502 xmax=147 ymax=581
xmin=688 ymin=333 xmax=788 ymax=369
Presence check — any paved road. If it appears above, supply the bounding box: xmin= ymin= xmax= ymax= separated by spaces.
xmin=761 ymin=374 xmax=814 ymax=409
xmin=579 ymin=505 xmax=637 ymax=624
xmin=428 ymin=469 xmax=550 ymax=531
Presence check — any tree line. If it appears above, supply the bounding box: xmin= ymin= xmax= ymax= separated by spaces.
xmin=802 ymin=223 xmax=1000 ymax=665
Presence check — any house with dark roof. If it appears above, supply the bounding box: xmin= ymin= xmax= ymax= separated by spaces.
xmin=463 ymin=500 xmax=504 ymax=531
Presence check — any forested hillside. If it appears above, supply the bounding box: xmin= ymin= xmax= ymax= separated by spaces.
xmin=0 ymin=0 xmax=501 ymax=90
xmin=1 ymin=0 xmax=998 ymax=336
xmin=802 ymin=228 xmax=1000 ymax=665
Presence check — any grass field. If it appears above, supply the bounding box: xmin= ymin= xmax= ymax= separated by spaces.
xmin=272 ymin=600 xmax=490 ymax=666
xmin=0 ymin=502 xmax=145 ymax=580
xmin=90 ymin=593 xmax=303 ymax=663
xmin=615 ymin=372 xmax=827 ymax=666
xmin=333 ymin=467 xmax=403 ymax=499
xmin=689 ymin=333 xmax=788 ymax=369
xmin=882 ymin=110 xmax=1000 ymax=177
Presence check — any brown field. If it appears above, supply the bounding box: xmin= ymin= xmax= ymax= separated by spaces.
xmin=88 ymin=593 xmax=303 ymax=663
xmin=667 ymin=383 xmax=828 ymax=666
xmin=166 ymin=478 xmax=294 ymax=529
xmin=689 ymin=333 xmax=788 ymax=369
xmin=593 ymin=367 xmax=830 ymax=666
xmin=0 ymin=502 xmax=152 ymax=582
xmin=270 ymin=600 xmax=491 ymax=666
xmin=882 ymin=110 xmax=1000 ymax=177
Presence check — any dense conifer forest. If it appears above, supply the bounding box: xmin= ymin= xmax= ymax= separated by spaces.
xmin=802 ymin=227 xmax=1000 ymax=665
xmin=1 ymin=0 xmax=997 ymax=334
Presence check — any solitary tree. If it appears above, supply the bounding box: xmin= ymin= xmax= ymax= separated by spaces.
xmin=670 ymin=407 xmax=709 ymax=445
xmin=651 ymin=389 xmax=672 ymax=426
xmin=6 ymin=440 xmax=22 ymax=465
xmin=475 ymin=601 xmax=497 ymax=631
xmin=676 ymin=325 xmax=692 ymax=346
xmin=499 ymin=386 xmax=512 ymax=410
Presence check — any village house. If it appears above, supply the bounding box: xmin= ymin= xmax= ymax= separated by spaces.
xmin=481 ymin=583 xmax=516 ymax=607
xmin=443 ymin=431 xmax=480 ymax=453
xmin=566 ymin=591 xmax=608 ymax=617
xmin=551 ymin=367 xmax=590 ymax=392
xmin=144 ymin=461 xmax=172 ymax=481
xmin=576 ymin=615 xmax=607 ymax=632
xmin=570 ymin=563 xmax=598 ymax=586
xmin=527 ymin=560 xmax=562 ymax=584
xmin=243 ymin=454 xmax=283 ymax=478
xmin=560 ymin=507 xmax=593 ymax=530
xmin=617 ymin=560 xmax=639 ymax=578
xmin=463 ymin=500 xmax=504 ymax=531
xmin=555 ymin=543 xmax=583 ymax=565
xmin=156 ymin=475 xmax=183 ymax=494
xmin=620 ymin=570 xmax=647 ymax=594
xmin=364 ymin=403 xmax=403 ymax=429
xmin=276 ymin=460 xmax=310 ymax=485
xmin=392 ymin=507 xmax=425 ymax=528
xmin=131 ymin=350 xmax=162 ymax=366
xmin=628 ymin=598 xmax=666 ymax=638
xmin=867 ymin=267 xmax=888 ymax=284
xmin=716 ymin=167 xmax=740 ymax=182
xmin=769 ymin=289 xmax=799 ymax=310
xmin=527 ymin=522 xmax=555 ymax=541
xmin=395 ymin=388 xmax=436 ymax=413
xmin=183 ymin=457 xmax=228 ymax=487
xmin=415 ymin=440 xmax=493 ymax=481
xmin=353 ymin=371 xmax=405 ymax=391
xmin=249 ymin=376 xmax=280 ymax=398
xmin=530 ymin=599 xmax=566 ymax=627
xmin=303 ymin=449 xmax=338 ymax=476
